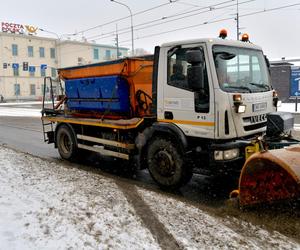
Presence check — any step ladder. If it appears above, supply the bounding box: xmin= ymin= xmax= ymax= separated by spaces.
xmin=41 ymin=76 xmax=62 ymax=144
xmin=42 ymin=119 xmax=55 ymax=143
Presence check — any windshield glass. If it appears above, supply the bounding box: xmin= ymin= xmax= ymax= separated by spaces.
xmin=213 ymin=45 xmax=271 ymax=93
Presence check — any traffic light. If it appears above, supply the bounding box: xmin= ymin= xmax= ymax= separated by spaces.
xmin=23 ymin=62 xmax=28 ymax=71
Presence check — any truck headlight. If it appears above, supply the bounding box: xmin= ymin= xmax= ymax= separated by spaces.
xmin=214 ymin=148 xmax=239 ymax=161
xmin=214 ymin=150 xmax=224 ymax=160
xmin=224 ymin=148 xmax=239 ymax=160
xmin=237 ymin=105 xmax=246 ymax=113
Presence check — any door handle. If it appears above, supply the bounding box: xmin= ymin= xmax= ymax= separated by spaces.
xmin=164 ymin=111 xmax=173 ymax=120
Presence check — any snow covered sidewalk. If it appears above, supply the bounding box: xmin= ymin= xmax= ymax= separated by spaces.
xmin=0 ymin=146 xmax=299 ymax=249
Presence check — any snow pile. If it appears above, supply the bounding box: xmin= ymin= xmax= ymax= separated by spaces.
xmin=0 ymin=107 xmax=41 ymax=117
xmin=0 ymin=147 xmax=159 ymax=250
xmin=278 ymin=103 xmax=300 ymax=113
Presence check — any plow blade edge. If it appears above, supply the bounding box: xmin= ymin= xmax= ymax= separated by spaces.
xmin=238 ymin=145 xmax=300 ymax=207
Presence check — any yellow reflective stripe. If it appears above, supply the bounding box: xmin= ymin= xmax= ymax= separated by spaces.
xmin=42 ymin=116 xmax=144 ymax=130
xmin=158 ymin=119 xmax=214 ymax=127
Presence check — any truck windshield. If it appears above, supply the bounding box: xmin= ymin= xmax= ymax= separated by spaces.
xmin=213 ymin=45 xmax=271 ymax=93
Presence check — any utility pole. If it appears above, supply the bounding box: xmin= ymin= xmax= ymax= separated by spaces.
xmin=115 ymin=24 xmax=120 ymax=59
xmin=236 ymin=0 xmax=240 ymax=40
xmin=110 ymin=0 xmax=134 ymax=56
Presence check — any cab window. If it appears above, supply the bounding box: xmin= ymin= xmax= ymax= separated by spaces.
xmin=167 ymin=47 xmax=209 ymax=113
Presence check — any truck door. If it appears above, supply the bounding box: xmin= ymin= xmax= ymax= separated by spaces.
xmin=157 ymin=44 xmax=215 ymax=139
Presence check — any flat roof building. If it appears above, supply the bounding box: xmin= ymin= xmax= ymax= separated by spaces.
xmin=0 ymin=28 xmax=128 ymax=101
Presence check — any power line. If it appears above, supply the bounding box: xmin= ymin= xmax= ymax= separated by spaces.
xmin=121 ymin=0 xmax=253 ymax=38
xmin=86 ymin=0 xmax=237 ymax=41
xmin=75 ymin=1 xmax=179 ymax=35
xmin=119 ymin=2 xmax=300 ymax=43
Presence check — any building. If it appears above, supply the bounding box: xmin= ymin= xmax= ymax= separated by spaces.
xmin=0 ymin=23 xmax=128 ymax=101
xmin=270 ymin=59 xmax=300 ymax=102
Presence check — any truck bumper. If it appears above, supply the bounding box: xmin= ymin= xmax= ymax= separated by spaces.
xmin=208 ymin=140 xmax=252 ymax=174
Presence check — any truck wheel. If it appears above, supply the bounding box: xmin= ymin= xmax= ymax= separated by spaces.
xmin=147 ymin=138 xmax=192 ymax=189
xmin=56 ymin=125 xmax=78 ymax=161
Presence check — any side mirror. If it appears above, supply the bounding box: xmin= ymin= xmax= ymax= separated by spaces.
xmin=187 ymin=65 xmax=204 ymax=91
xmin=264 ymin=55 xmax=270 ymax=68
xmin=186 ymin=50 xmax=204 ymax=64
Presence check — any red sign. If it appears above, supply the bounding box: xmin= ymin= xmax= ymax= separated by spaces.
xmin=2 ymin=22 xmax=25 ymax=34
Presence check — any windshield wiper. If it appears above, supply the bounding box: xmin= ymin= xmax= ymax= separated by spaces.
xmin=213 ymin=51 xmax=236 ymax=60
xmin=249 ymin=82 xmax=271 ymax=90
xmin=224 ymin=85 xmax=252 ymax=93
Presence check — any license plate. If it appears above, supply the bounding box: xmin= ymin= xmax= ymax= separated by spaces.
xmin=253 ymin=102 xmax=267 ymax=112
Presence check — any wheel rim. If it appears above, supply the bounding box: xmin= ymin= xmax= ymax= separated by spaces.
xmin=153 ymin=150 xmax=175 ymax=177
xmin=60 ymin=132 xmax=71 ymax=154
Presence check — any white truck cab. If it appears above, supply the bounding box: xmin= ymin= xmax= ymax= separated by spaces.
xmin=149 ymin=36 xmax=277 ymax=171
xmin=156 ymin=38 xmax=275 ymax=140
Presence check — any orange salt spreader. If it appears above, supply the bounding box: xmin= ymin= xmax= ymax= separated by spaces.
xmin=58 ymin=56 xmax=154 ymax=118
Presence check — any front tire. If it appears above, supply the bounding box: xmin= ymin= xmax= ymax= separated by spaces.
xmin=56 ymin=124 xmax=78 ymax=161
xmin=147 ymin=138 xmax=192 ymax=189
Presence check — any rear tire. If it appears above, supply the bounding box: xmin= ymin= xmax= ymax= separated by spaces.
xmin=56 ymin=124 xmax=78 ymax=161
xmin=147 ymin=138 xmax=192 ymax=189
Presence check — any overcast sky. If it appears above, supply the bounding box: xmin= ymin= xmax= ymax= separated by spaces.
xmin=1 ymin=0 xmax=300 ymax=59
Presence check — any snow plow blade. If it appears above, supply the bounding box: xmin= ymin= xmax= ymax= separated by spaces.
xmin=235 ymin=145 xmax=300 ymax=207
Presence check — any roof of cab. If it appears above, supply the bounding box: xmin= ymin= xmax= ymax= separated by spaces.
xmin=161 ymin=38 xmax=262 ymax=51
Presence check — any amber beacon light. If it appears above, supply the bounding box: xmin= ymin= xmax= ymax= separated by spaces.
xmin=241 ymin=33 xmax=249 ymax=42
xmin=219 ymin=29 xmax=227 ymax=39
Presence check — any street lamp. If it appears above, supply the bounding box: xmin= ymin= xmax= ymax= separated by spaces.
xmin=110 ymin=0 xmax=134 ymax=56
xmin=39 ymin=28 xmax=62 ymax=68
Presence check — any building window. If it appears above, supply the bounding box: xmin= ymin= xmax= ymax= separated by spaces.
xmin=39 ymin=47 xmax=45 ymax=58
xmin=51 ymin=68 xmax=57 ymax=78
xmin=93 ymin=48 xmax=99 ymax=60
xmin=50 ymin=48 xmax=56 ymax=59
xmin=14 ymin=84 xmax=20 ymax=96
xmin=41 ymin=68 xmax=46 ymax=77
xmin=167 ymin=47 xmax=209 ymax=113
xmin=28 ymin=46 xmax=34 ymax=57
xmin=13 ymin=67 xmax=19 ymax=76
xmin=12 ymin=44 xmax=18 ymax=56
xmin=29 ymin=66 xmax=35 ymax=77
xmin=30 ymin=84 xmax=36 ymax=95
xmin=105 ymin=50 xmax=111 ymax=60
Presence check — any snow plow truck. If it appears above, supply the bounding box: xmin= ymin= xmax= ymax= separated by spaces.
xmin=42 ymin=31 xmax=300 ymax=207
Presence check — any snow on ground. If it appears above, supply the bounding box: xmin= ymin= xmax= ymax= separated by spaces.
xmin=0 ymin=107 xmax=41 ymax=117
xmin=0 ymin=101 xmax=52 ymax=117
xmin=0 ymin=101 xmax=51 ymax=106
xmin=138 ymin=189 xmax=300 ymax=250
xmin=278 ymin=102 xmax=300 ymax=113
xmin=0 ymin=146 xmax=299 ymax=249
xmin=0 ymin=146 xmax=159 ymax=250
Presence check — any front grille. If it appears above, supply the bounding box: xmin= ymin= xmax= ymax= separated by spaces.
xmin=243 ymin=114 xmax=267 ymax=124
xmin=244 ymin=122 xmax=267 ymax=131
